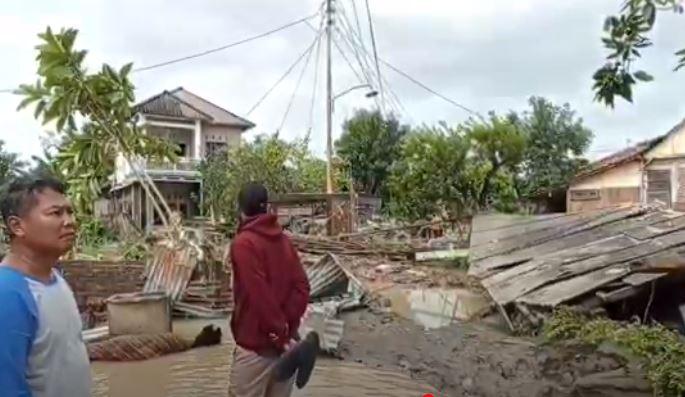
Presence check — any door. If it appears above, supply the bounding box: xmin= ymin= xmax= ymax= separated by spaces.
xmin=647 ymin=169 xmax=672 ymax=207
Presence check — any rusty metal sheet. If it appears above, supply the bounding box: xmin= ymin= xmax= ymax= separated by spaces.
xmin=305 ymin=253 xmax=365 ymax=299
xmin=144 ymin=244 xmax=200 ymax=302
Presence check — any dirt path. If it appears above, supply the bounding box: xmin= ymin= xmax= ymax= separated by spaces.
xmin=339 ymin=308 xmax=642 ymax=397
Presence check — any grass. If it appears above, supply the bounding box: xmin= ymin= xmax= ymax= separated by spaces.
xmin=544 ymin=307 xmax=685 ymax=396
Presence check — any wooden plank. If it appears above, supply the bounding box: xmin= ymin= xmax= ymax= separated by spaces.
xmin=470 ymin=206 xmax=635 ymax=264
xmin=623 ymin=213 xmax=685 ymax=240
xmin=622 ymin=272 xmax=667 ymax=286
xmin=481 ymin=234 xmax=640 ymax=305
xmin=596 ymin=286 xmax=640 ymax=303
xmin=486 ymin=229 xmax=685 ymax=306
xmin=517 ymin=242 xmax=685 ymax=307
xmin=414 ymin=249 xmax=468 ymax=262
xmin=518 ymin=263 xmax=633 ymax=307
xmin=471 ymin=210 xmax=675 ymax=278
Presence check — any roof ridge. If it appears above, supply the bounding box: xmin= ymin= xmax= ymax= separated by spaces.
xmin=175 ymin=88 xmax=255 ymax=127
xmin=166 ymin=90 xmax=215 ymax=121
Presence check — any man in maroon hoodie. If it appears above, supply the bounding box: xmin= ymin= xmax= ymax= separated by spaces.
xmin=228 ymin=183 xmax=310 ymax=397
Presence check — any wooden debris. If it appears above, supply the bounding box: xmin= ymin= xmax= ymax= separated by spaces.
xmin=469 ymin=206 xmax=685 ymax=324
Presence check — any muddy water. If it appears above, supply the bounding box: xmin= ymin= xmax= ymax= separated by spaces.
xmin=91 ymin=319 xmax=434 ymax=397
xmin=382 ymin=287 xmax=490 ymax=329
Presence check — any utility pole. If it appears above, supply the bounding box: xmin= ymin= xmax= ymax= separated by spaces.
xmin=325 ymin=0 xmax=334 ymax=194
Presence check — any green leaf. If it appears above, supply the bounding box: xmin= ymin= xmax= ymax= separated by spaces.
xmin=634 ymin=70 xmax=654 ymax=81
xmin=120 ymin=63 xmax=133 ymax=77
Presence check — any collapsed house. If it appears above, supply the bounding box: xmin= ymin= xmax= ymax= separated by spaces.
xmin=469 ymin=205 xmax=685 ymax=332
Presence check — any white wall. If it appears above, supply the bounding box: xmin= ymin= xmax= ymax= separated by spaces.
xmin=201 ymin=124 xmax=242 ymax=157
xmin=571 ymin=161 xmax=641 ymax=190
xmin=646 ymin=122 xmax=685 ymax=159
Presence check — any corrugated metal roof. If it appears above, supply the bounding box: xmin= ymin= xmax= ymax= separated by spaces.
xmin=134 ymin=87 xmax=255 ymax=129
xmin=143 ymin=244 xmax=200 ymax=302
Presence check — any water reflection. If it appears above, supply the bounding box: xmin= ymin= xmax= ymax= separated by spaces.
xmin=384 ymin=288 xmax=490 ymax=329
xmin=91 ymin=319 xmax=434 ymax=397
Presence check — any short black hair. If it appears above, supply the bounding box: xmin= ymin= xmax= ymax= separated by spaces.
xmin=238 ymin=182 xmax=268 ymax=217
xmin=0 ymin=175 xmax=67 ymax=227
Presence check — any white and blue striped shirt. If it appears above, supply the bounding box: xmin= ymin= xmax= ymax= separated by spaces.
xmin=0 ymin=265 xmax=91 ymax=397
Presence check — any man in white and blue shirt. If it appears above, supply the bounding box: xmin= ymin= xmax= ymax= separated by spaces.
xmin=0 ymin=176 xmax=91 ymax=397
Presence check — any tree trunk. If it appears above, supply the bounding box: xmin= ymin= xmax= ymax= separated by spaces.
xmin=478 ymin=164 xmax=500 ymax=209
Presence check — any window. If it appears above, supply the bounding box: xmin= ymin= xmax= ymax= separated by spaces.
xmin=569 ymin=189 xmax=600 ymax=201
xmin=176 ymin=143 xmax=188 ymax=157
xmin=206 ymin=141 xmax=228 ymax=157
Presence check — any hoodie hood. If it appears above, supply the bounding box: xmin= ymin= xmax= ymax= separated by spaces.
xmin=238 ymin=214 xmax=283 ymax=238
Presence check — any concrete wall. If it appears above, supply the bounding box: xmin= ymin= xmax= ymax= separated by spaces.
xmin=571 ymin=161 xmax=641 ymax=190
xmin=567 ymin=161 xmax=642 ymax=213
xmin=646 ymin=122 xmax=685 ymax=159
xmin=60 ymin=261 xmax=145 ymax=310
xmin=201 ymin=124 xmax=242 ymax=157
xmin=567 ymin=187 xmax=640 ymax=213
xmin=147 ymin=126 xmax=195 ymax=158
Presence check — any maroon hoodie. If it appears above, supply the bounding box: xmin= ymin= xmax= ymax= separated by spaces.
xmin=229 ymin=214 xmax=310 ymax=356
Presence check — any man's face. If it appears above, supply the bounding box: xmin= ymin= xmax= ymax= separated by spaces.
xmin=11 ymin=188 xmax=76 ymax=256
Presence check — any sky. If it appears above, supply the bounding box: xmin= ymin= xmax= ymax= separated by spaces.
xmin=1 ymin=0 xmax=685 ymax=162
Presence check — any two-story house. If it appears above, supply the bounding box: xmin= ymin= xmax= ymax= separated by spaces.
xmin=107 ymin=87 xmax=254 ymax=231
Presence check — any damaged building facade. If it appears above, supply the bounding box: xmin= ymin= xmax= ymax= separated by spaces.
xmin=99 ymin=87 xmax=255 ymax=231
xmin=567 ymin=118 xmax=685 ymax=213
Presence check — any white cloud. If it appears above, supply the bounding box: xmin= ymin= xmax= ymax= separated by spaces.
xmin=1 ymin=0 xmax=684 ymax=163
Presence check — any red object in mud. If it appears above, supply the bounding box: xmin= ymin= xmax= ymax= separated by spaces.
xmin=230 ymin=214 xmax=310 ymax=355
xmin=422 ymin=394 xmax=434 ymax=397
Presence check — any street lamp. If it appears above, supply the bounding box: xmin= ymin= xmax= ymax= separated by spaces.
xmin=333 ymin=84 xmax=378 ymax=106
xmin=326 ymin=83 xmax=377 ymax=194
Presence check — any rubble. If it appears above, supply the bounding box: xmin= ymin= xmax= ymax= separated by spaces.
xmin=469 ymin=205 xmax=685 ymax=332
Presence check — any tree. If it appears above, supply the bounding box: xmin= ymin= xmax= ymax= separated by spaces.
xmin=200 ymin=133 xmax=347 ymax=225
xmin=336 ymin=109 xmax=409 ymax=197
xmin=387 ymin=126 xmax=480 ymax=220
xmin=593 ymin=0 xmax=685 ymax=107
xmin=0 ymin=140 xmax=26 ymax=185
xmin=466 ymin=115 xmax=526 ymax=208
xmin=514 ymin=97 xmax=593 ymax=198
xmin=16 ymin=27 xmax=177 ymax=216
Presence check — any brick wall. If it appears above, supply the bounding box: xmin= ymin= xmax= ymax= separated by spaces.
xmin=60 ymin=260 xmax=145 ymax=310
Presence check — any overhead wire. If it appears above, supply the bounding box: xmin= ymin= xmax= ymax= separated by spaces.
xmin=133 ymin=13 xmax=320 ymax=72
xmin=363 ymin=0 xmax=385 ymax=114
xmin=307 ymin=21 xmax=325 ymax=133
xmin=334 ymin=19 xmax=401 ymax=114
xmin=336 ymin=5 xmax=404 ymax=114
xmin=378 ymin=58 xmax=482 ymax=117
xmin=335 ymin=4 xmax=478 ymax=118
xmin=245 ymin=30 xmax=323 ymax=116
xmin=279 ymin=14 xmax=326 ymax=132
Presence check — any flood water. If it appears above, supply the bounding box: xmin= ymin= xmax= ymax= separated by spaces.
xmin=382 ymin=287 xmax=490 ymax=329
xmin=91 ymin=319 xmax=434 ymax=397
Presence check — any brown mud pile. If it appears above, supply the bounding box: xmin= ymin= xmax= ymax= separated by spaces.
xmin=339 ymin=308 xmax=651 ymax=397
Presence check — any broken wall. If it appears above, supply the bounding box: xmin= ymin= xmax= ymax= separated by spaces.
xmin=60 ymin=260 xmax=145 ymax=310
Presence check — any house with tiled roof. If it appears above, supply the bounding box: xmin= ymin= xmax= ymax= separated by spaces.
xmin=107 ymin=87 xmax=254 ymax=230
xmin=567 ymin=118 xmax=685 ymax=212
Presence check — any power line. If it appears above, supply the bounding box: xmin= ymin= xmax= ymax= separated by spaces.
xmin=335 ymin=7 xmax=403 ymax=113
xmin=308 ymin=22 xmax=325 ymax=132
xmin=335 ymin=23 xmax=402 ymax=114
xmin=379 ymin=58 xmax=480 ymax=117
xmin=280 ymin=17 xmax=325 ymax=131
xmin=364 ymin=0 xmax=385 ymax=114
xmin=246 ymin=28 xmax=323 ymax=116
xmin=132 ymin=13 xmax=320 ymax=72
xmin=349 ymin=0 xmax=364 ymax=45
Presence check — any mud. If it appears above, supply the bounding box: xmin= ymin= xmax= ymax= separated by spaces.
xmin=339 ymin=308 xmax=645 ymax=397
xmin=91 ymin=319 xmax=436 ymax=397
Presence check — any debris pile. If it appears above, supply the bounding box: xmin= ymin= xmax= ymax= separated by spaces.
xmin=469 ymin=205 xmax=685 ymax=332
